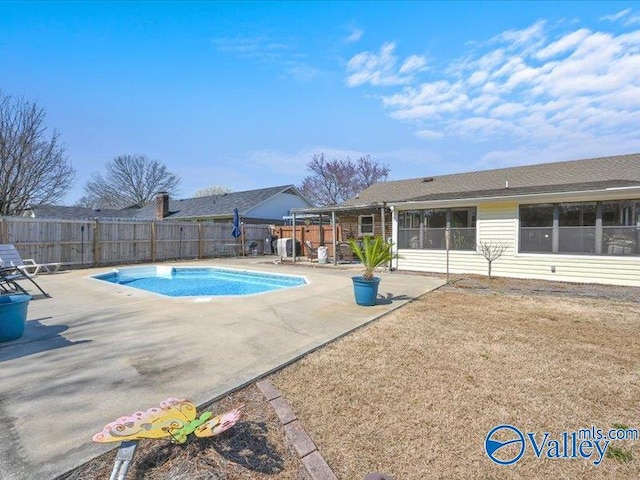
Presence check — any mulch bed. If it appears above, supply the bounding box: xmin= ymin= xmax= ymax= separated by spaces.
xmin=59 ymin=385 xmax=304 ymax=480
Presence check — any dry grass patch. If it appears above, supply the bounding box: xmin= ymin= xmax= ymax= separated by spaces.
xmin=272 ymin=289 xmax=640 ymax=479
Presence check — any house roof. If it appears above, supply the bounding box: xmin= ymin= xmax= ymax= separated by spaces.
xmin=343 ymin=153 xmax=640 ymax=205
xmin=134 ymin=185 xmax=307 ymax=220
xmin=22 ymin=205 xmax=139 ymax=220
xmin=407 ymin=179 xmax=640 ymax=202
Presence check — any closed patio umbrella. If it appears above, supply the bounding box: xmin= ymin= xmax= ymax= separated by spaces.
xmin=232 ymin=208 xmax=241 ymax=238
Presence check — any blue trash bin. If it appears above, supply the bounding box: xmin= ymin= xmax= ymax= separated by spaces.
xmin=0 ymin=294 xmax=31 ymax=342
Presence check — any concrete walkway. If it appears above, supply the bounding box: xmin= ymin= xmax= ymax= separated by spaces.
xmin=0 ymin=258 xmax=443 ymax=480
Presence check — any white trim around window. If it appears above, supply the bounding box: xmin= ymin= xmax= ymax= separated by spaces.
xmin=358 ymin=214 xmax=375 ymax=236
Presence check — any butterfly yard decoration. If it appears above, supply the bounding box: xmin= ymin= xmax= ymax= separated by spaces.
xmin=93 ymin=397 xmax=241 ymax=480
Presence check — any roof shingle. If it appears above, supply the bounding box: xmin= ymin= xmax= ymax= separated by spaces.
xmin=134 ymin=185 xmax=303 ymax=220
xmin=344 ymin=153 xmax=640 ymax=205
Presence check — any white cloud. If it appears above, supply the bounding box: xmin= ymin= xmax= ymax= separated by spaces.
xmin=241 ymin=146 xmax=444 ymax=185
xmin=415 ymin=129 xmax=444 ymax=139
xmin=248 ymin=146 xmax=371 ymax=176
xmin=346 ymin=43 xmax=426 ymax=87
xmin=285 ymin=62 xmax=319 ymax=82
xmin=212 ymin=36 xmax=291 ymax=59
xmin=345 ymin=27 xmax=364 ymax=43
xmin=478 ymin=130 xmax=640 ymax=170
xmin=468 ymin=70 xmax=489 ymax=86
xmin=346 ymin=19 xmax=640 ymax=162
xmin=535 ymin=28 xmax=591 ymax=59
xmin=490 ymin=102 xmax=526 ymax=117
xmin=399 ymin=55 xmax=427 ymax=74
xmin=626 ymin=16 xmax=640 ymax=26
xmin=212 ymin=35 xmax=315 ymax=81
xmin=600 ymin=9 xmax=631 ymax=22
xmin=495 ymin=20 xmax=547 ymax=47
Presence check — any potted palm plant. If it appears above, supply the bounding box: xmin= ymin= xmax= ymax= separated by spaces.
xmin=348 ymin=236 xmax=395 ymax=306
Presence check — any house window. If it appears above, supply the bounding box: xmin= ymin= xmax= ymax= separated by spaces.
xmin=519 ymin=200 xmax=639 ymax=256
xmin=519 ymin=204 xmax=553 ymax=253
xmin=397 ymin=211 xmax=421 ymax=249
xmin=450 ymin=207 xmax=477 ymax=250
xmin=602 ymin=200 xmax=639 ymax=256
xmin=398 ymin=207 xmax=476 ymax=250
xmin=558 ymin=202 xmax=596 ymax=254
xmin=423 ymin=209 xmax=448 ymax=249
xmin=358 ymin=215 xmax=374 ymax=236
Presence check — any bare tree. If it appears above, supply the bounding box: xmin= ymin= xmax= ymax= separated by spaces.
xmin=476 ymin=240 xmax=509 ymax=279
xmin=299 ymin=153 xmax=390 ymax=206
xmin=0 ymin=92 xmax=75 ymax=215
xmin=83 ymin=154 xmax=180 ymax=208
xmin=192 ymin=185 xmax=233 ymax=197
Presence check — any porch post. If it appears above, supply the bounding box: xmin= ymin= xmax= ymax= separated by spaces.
xmin=552 ymin=205 xmax=559 ymax=253
xmin=381 ymin=205 xmax=386 ymax=241
xmin=292 ymin=213 xmax=296 ymax=263
xmin=332 ymin=211 xmax=337 ymax=266
xmin=595 ymin=202 xmax=603 ymax=255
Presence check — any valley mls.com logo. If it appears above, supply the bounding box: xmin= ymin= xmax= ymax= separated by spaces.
xmin=484 ymin=424 xmax=637 ymax=466
xmin=485 ymin=425 xmax=526 ymax=465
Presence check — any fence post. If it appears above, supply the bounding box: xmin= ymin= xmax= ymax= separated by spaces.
xmin=151 ymin=221 xmax=157 ymax=262
xmin=92 ymin=219 xmax=100 ymax=267
xmin=198 ymin=223 xmax=203 ymax=259
xmin=0 ymin=218 xmax=8 ymax=244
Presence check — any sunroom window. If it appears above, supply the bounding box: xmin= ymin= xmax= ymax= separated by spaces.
xmin=558 ymin=202 xmax=596 ymax=254
xmin=520 ymin=204 xmax=553 ymax=253
xmin=519 ymin=200 xmax=639 ymax=256
xmin=423 ymin=209 xmax=447 ymax=249
xmin=398 ymin=207 xmax=476 ymax=250
xmin=602 ymin=201 xmax=639 ymax=255
xmin=397 ymin=211 xmax=421 ymax=249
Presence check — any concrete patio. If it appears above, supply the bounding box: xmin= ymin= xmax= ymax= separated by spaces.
xmin=0 ymin=257 xmax=443 ymax=480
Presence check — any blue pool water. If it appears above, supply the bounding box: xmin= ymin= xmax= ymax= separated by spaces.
xmin=93 ymin=266 xmax=307 ymax=297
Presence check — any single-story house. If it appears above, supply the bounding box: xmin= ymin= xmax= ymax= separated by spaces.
xmin=23 ymin=185 xmax=313 ymax=224
xmin=19 ymin=205 xmax=140 ymax=220
xmin=134 ymin=185 xmax=313 ymax=224
xmin=294 ymin=153 xmax=640 ymax=286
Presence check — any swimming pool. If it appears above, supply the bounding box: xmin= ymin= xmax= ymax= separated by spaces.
xmin=93 ymin=266 xmax=307 ymax=297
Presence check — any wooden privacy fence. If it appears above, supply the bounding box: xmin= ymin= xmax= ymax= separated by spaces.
xmin=276 ymin=225 xmax=344 ymax=258
xmin=0 ymin=217 xmax=271 ymax=268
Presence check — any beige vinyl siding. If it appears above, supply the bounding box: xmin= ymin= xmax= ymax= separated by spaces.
xmin=396 ymin=201 xmax=640 ymax=286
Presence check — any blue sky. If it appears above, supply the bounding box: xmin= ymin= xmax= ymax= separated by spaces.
xmin=1 ymin=1 xmax=639 ymax=204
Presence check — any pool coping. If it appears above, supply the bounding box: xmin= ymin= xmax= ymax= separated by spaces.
xmin=90 ymin=264 xmax=309 ymax=299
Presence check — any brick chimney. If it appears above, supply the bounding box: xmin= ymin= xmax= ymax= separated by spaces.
xmin=156 ymin=192 xmax=169 ymax=220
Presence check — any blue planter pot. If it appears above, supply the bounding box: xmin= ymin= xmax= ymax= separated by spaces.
xmin=351 ymin=276 xmax=381 ymax=306
xmin=0 ymin=294 xmax=31 ymax=342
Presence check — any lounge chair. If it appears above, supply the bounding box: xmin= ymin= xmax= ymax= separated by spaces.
xmin=0 ymin=244 xmax=61 ymax=275
xmin=304 ymin=240 xmax=318 ymax=262
xmin=0 ymin=266 xmax=50 ymax=297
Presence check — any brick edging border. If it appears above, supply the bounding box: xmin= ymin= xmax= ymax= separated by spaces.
xmin=256 ymin=379 xmax=338 ymax=480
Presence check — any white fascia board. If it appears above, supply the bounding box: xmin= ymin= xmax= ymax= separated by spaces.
xmin=390 ymin=187 xmax=640 ymax=209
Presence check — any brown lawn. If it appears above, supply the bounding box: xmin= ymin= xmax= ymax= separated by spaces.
xmin=62 ymin=279 xmax=639 ymax=479
xmin=272 ymin=287 xmax=640 ymax=479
